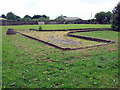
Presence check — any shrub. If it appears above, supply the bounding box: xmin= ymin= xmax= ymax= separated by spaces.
xmin=39 ymin=26 xmax=42 ymax=31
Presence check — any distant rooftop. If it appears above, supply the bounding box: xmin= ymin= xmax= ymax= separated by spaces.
xmin=0 ymin=18 xmax=7 ymax=20
xmin=63 ymin=17 xmax=80 ymax=20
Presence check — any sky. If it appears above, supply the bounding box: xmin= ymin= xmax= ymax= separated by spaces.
xmin=0 ymin=0 xmax=119 ymax=20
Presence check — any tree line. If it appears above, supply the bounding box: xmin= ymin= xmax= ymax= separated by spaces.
xmin=1 ymin=12 xmax=50 ymax=21
xmin=0 ymin=2 xmax=120 ymax=31
xmin=0 ymin=11 xmax=113 ymax=23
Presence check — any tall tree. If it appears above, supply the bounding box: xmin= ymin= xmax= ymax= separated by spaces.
xmin=6 ymin=12 xmax=21 ymax=21
xmin=95 ymin=12 xmax=106 ymax=24
xmin=95 ymin=11 xmax=112 ymax=24
xmin=112 ymin=2 xmax=120 ymax=31
xmin=6 ymin=12 xmax=17 ymax=20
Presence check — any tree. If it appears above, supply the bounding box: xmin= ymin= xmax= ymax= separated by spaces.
xmin=6 ymin=12 xmax=21 ymax=21
xmin=95 ymin=12 xmax=106 ymax=24
xmin=6 ymin=12 xmax=17 ymax=20
xmin=16 ymin=15 xmax=21 ymax=21
xmin=24 ymin=15 xmax=31 ymax=19
xmin=106 ymin=11 xmax=112 ymax=23
xmin=55 ymin=15 xmax=67 ymax=21
xmin=32 ymin=15 xmax=49 ymax=20
xmin=74 ymin=19 xmax=83 ymax=24
xmin=112 ymin=2 xmax=120 ymax=31
xmin=32 ymin=15 xmax=41 ymax=19
xmin=23 ymin=15 xmax=32 ymax=21
xmin=21 ymin=18 xmax=32 ymax=21
xmin=32 ymin=17 xmax=48 ymax=21
xmin=1 ymin=14 xmax=6 ymax=18
xmin=95 ymin=11 xmax=112 ymax=24
xmin=42 ymin=15 xmax=49 ymax=19
xmin=39 ymin=17 xmax=47 ymax=21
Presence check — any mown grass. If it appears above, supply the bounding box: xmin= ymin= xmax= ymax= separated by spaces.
xmin=2 ymin=24 xmax=119 ymax=88
xmin=73 ymin=30 xmax=119 ymax=42
xmin=3 ymin=24 xmax=111 ymax=30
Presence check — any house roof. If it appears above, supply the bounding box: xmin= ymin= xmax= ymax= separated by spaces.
xmin=63 ymin=17 xmax=79 ymax=20
xmin=0 ymin=18 xmax=7 ymax=20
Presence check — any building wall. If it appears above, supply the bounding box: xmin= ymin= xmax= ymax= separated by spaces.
xmin=38 ymin=22 xmax=45 ymax=25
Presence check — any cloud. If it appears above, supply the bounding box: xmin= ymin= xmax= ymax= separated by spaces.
xmin=0 ymin=0 xmax=119 ymax=19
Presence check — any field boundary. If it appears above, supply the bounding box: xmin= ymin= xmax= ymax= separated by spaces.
xmin=17 ymin=28 xmax=115 ymax=51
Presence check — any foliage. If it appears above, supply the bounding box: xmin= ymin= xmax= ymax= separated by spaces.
xmin=21 ymin=18 xmax=32 ymax=21
xmin=95 ymin=11 xmax=112 ymax=24
xmin=39 ymin=17 xmax=49 ymax=21
xmin=22 ymin=15 xmax=32 ymax=21
xmin=32 ymin=15 xmax=42 ymax=19
xmin=6 ymin=12 xmax=20 ymax=21
xmin=24 ymin=15 xmax=32 ymax=19
xmin=1 ymin=12 xmax=50 ymax=21
xmin=42 ymin=15 xmax=49 ymax=19
xmin=16 ymin=16 xmax=21 ymax=21
xmin=1 ymin=14 xmax=6 ymax=19
xmin=112 ymin=2 xmax=120 ymax=31
xmin=74 ymin=19 xmax=83 ymax=24
xmin=55 ymin=15 xmax=67 ymax=21
xmin=39 ymin=26 xmax=42 ymax=31
xmin=32 ymin=15 xmax=49 ymax=20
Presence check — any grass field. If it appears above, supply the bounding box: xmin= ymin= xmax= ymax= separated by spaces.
xmin=2 ymin=24 xmax=111 ymax=31
xmin=2 ymin=24 xmax=119 ymax=88
xmin=72 ymin=30 xmax=119 ymax=42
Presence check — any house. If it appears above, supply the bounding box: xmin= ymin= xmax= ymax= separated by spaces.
xmin=38 ymin=22 xmax=45 ymax=25
xmin=63 ymin=17 xmax=80 ymax=21
xmin=0 ymin=18 xmax=7 ymax=20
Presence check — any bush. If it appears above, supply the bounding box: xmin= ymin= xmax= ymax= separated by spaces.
xmin=39 ymin=26 xmax=42 ymax=31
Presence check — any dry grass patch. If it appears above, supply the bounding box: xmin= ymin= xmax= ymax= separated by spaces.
xmin=18 ymin=30 xmax=104 ymax=49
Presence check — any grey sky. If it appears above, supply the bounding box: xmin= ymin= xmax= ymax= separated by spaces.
xmin=0 ymin=0 xmax=119 ymax=20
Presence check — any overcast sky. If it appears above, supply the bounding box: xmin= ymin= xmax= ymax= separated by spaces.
xmin=0 ymin=0 xmax=119 ymax=20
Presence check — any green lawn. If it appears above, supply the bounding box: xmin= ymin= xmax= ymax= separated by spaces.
xmin=2 ymin=24 xmax=119 ymax=88
xmin=2 ymin=24 xmax=111 ymax=30
xmin=72 ymin=30 xmax=119 ymax=42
